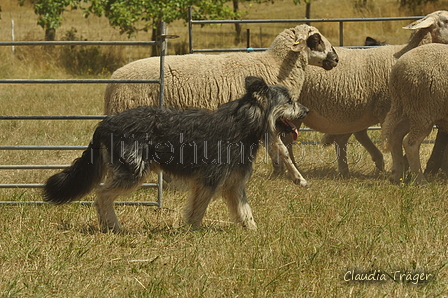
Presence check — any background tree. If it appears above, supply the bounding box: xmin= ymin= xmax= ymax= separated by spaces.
xmin=20 ymin=0 xmax=312 ymax=46
xmin=18 ymin=0 xmax=80 ymax=41
xmin=84 ymin=0 xmax=241 ymax=55
xmin=18 ymin=0 xmax=239 ymax=43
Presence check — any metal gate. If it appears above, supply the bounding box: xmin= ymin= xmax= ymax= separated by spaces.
xmin=0 ymin=22 xmax=176 ymax=206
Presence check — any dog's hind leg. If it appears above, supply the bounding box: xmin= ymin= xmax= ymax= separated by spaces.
xmin=183 ymin=182 xmax=216 ymax=229
xmin=94 ymin=171 xmax=144 ymax=233
xmin=222 ymin=175 xmax=257 ymax=230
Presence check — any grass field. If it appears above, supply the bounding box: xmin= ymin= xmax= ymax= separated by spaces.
xmin=1 ymin=0 xmax=448 ymax=297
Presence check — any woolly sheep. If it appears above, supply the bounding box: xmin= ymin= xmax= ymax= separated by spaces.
xmin=104 ymin=24 xmax=339 ymax=187
xmin=381 ymin=43 xmax=448 ymax=184
xmin=273 ymin=10 xmax=448 ymax=183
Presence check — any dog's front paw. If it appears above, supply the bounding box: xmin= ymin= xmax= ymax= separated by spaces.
xmin=293 ymin=177 xmax=308 ymax=188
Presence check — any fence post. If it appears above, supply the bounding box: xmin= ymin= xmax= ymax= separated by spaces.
xmin=156 ymin=22 xmax=168 ymax=208
xmin=188 ymin=6 xmax=193 ymax=54
xmin=11 ymin=20 xmax=15 ymax=55
xmin=339 ymin=21 xmax=344 ymax=46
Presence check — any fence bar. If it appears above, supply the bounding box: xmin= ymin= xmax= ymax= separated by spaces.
xmin=0 ymin=115 xmax=106 ymax=120
xmin=190 ymin=16 xmax=422 ymax=25
xmin=0 ymin=146 xmax=87 ymax=150
xmin=0 ymin=41 xmax=160 ymax=46
xmin=0 ymin=183 xmax=158 ymax=189
xmin=0 ymin=201 xmax=160 ymax=206
xmin=0 ymin=165 xmax=68 ymax=169
xmin=0 ymin=79 xmax=158 ymax=84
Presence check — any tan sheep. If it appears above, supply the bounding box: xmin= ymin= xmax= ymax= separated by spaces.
xmin=104 ymin=24 xmax=339 ymax=187
xmin=381 ymin=43 xmax=448 ymax=184
xmin=274 ymin=10 xmax=448 ymax=183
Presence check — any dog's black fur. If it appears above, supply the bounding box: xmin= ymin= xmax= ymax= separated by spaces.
xmin=43 ymin=76 xmax=309 ymax=232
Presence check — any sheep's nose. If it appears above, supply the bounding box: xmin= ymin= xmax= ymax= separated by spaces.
xmin=323 ymin=50 xmax=338 ymax=70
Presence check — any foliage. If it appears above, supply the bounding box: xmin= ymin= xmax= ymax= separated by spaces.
xmin=83 ymin=0 xmax=239 ymax=37
xmin=18 ymin=0 xmax=80 ymax=39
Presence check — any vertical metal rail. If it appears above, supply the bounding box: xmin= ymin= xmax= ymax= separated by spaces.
xmin=339 ymin=21 xmax=344 ymax=47
xmin=188 ymin=6 xmax=194 ymax=54
xmin=157 ymin=22 xmax=167 ymax=208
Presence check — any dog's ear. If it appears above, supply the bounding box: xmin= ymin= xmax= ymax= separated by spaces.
xmin=245 ymin=76 xmax=268 ymax=94
xmin=245 ymin=76 xmax=270 ymax=107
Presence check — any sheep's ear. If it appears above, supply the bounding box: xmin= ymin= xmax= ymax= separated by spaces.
xmin=291 ymin=38 xmax=307 ymax=52
xmin=245 ymin=76 xmax=268 ymax=94
xmin=403 ymin=15 xmax=435 ymax=30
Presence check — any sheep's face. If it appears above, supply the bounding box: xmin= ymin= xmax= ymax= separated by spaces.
xmin=291 ymin=26 xmax=339 ymax=71
xmin=403 ymin=10 xmax=448 ymax=44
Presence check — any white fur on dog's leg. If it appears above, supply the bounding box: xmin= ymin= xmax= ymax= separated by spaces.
xmin=239 ymin=202 xmax=257 ymax=230
xmin=94 ymin=199 xmax=122 ymax=233
xmin=94 ymin=190 xmax=122 ymax=233
xmin=271 ymin=136 xmax=308 ymax=187
xmin=222 ymin=177 xmax=257 ymax=230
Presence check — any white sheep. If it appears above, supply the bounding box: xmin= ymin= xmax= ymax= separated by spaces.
xmin=104 ymin=24 xmax=339 ymax=187
xmin=273 ymin=10 xmax=448 ymax=183
xmin=381 ymin=43 xmax=448 ymax=184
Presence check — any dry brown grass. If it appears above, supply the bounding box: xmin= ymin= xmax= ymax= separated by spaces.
xmin=1 ymin=0 xmax=448 ymax=297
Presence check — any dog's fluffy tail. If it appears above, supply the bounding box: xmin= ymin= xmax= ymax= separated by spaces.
xmin=43 ymin=138 xmax=104 ymax=204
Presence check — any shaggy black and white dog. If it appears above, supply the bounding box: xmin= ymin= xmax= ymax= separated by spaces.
xmin=43 ymin=76 xmax=309 ymax=232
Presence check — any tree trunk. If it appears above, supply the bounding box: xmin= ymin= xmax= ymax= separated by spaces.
xmin=45 ymin=28 xmax=56 ymax=41
xmin=151 ymin=20 xmax=162 ymax=57
xmin=305 ymin=3 xmax=311 ymax=25
xmin=233 ymin=0 xmax=242 ymax=45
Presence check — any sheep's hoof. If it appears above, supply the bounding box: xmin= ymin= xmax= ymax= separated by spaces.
xmin=338 ymin=172 xmax=350 ymax=179
xmin=338 ymin=168 xmax=350 ymax=178
xmin=388 ymin=170 xmax=403 ymax=184
xmin=373 ymin=158 xmax=385 ymax=172
xmin=100 ymin=224 xmax=123 ymax=234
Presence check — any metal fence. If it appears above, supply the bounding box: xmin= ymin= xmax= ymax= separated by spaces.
xmin=187 ymin=6 xmax=423 ymax=53
xmin=0 ymin=22 xmax=177 ymax=206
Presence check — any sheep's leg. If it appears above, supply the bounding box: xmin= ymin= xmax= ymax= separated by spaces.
xmin=388 ymin=118 xmax=410 ymax=183
xmin=271 ymin=135 xmax=308 ymax=187
xmin=267 ymin=139 xmax=285 ymax=178
xmin=441 ymin=142 xmax=448 ymax=174
xmin=282 ymin=132 xmax=298 ymax=168
xmin=354 ymin=129 xmax=385 ymax=172
xmin=332 ymin=133 xmax=351 ymax=177
xmin=403 ymin=128 xmax=432 ymax=185
xmin=425 ymin=129 xmax=448 ymax=174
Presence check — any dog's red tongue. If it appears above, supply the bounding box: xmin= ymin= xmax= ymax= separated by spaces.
xmin=285 ymin=120 xmax=299 ymax=141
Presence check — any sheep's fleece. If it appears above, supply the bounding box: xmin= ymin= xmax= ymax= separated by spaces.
xmin=382 ymin=43 xmax=448 ymax=184
xmin=104 ymin=24 xmax=337 ymax=115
